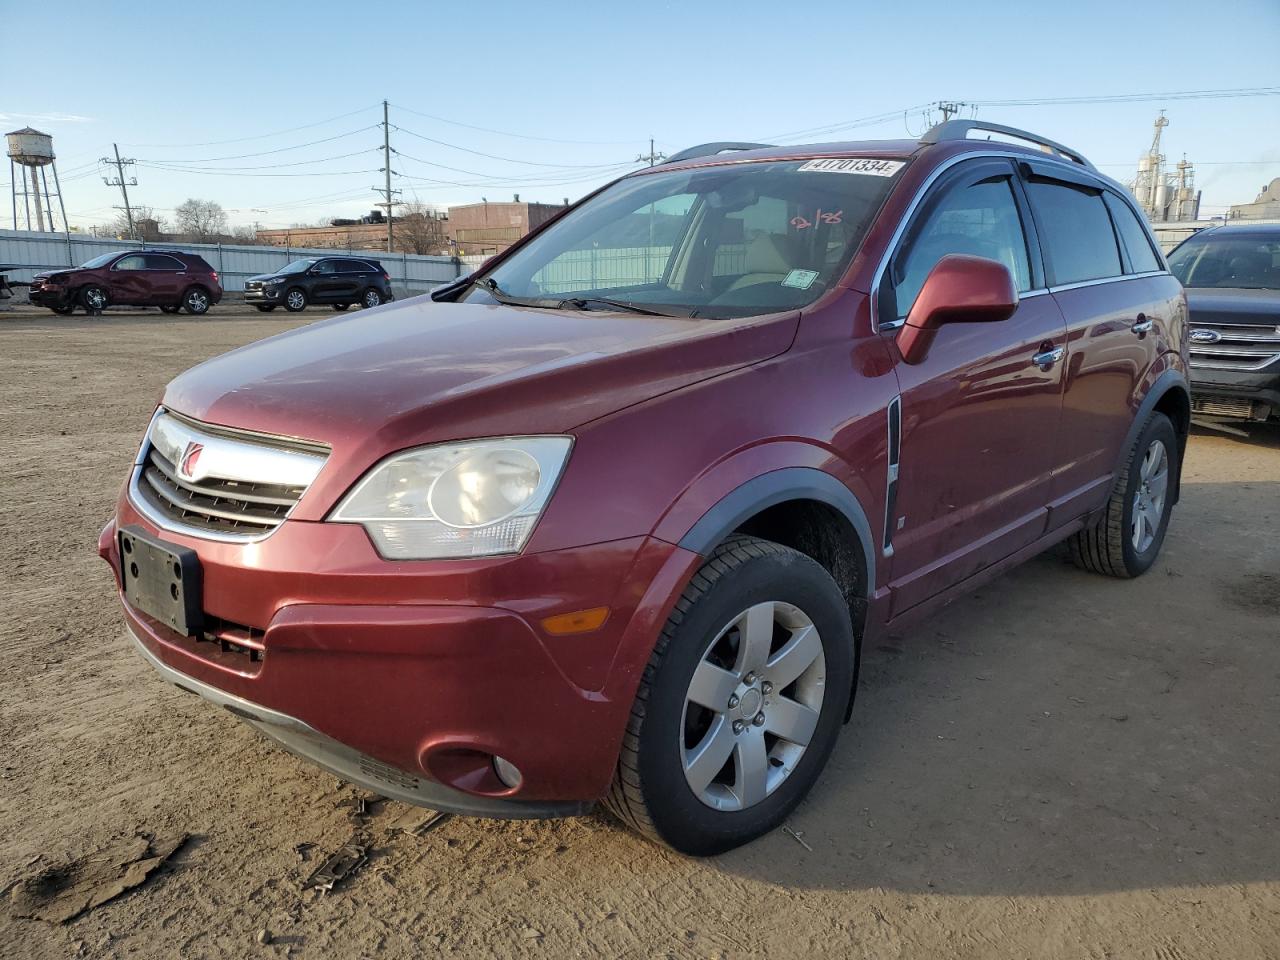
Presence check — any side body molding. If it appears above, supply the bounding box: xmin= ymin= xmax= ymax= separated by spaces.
xmin=676 ymin=466 xmax=877 ymax=600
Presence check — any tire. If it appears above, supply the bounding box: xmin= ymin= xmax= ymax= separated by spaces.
xmin=361 ymin=288 xmax=383 ymax=309
xmin=159 ymin=305 xmax=179 ymax=315
xmin=332 ymin=303 xmax=350 ymax=312
xmin=255 ymin=305 xmax=277 ymax=313
xmin=604 ymin=535 xmax=853 ymax=856
xmin=283 ymin=287 xmax=307 ymax=312
xmin=80 ymin=285 xmax=108 ymax=313
xmin=1068 ymin=411 xmax=1178 ymax=578
xmin=181 ymin=287 xmax=211 ymax=315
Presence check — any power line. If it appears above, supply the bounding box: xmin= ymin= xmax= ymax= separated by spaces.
xmin=119 ymin=104 xmax=381 ymax=148
xmin=136 ymin=148 xmax=378 ymax=172
xmin=392 ymin=123 xmax=638 ymax=169
xmin=135 ymin=163 xmax=379 ymax=178
xmin=392 ymin=147 xmax=634 ymax=183
xmin=968 ymin=86 xmax=1280 ymax=108
xmin=134 ymin=126 xmax=380 ymax=164
xmin=388 ymin=103 xmax=638 ymax=146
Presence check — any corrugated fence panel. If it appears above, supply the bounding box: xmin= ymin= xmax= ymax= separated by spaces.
xmin=0 ymin=230 xmax=465 ymax=292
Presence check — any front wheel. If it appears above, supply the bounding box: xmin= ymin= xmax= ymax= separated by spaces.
xmin=604 ymin=536 xmax=853 ymax=855
xmin=283 ymin=287 xmax=307 ymax=312
xmin=80 ymin=285 xmax=108 ymax=313
xmin=1068 ymin=411 xmax=1178 ymax=578
xmin=361 ymin=288 xmax=383 ymax=309
xmin=182 ymin=287 xmax=210 ymax=315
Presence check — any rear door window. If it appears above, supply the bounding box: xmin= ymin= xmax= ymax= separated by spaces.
xmin=143 ymin=254 xmax=184 ymax=270
xmin=893 ymin=176 xmax=1033 ymax=318
xmin=1026 ymin=180 xmax=1122 ymax=285
xmin=1103 ymin=194 xmax=1161 ymax=274
xmin=340 ymin=259 xmax=373 ymax=273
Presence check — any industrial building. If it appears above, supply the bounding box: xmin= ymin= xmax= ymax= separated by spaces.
xmin=445 ymin=199 xmax=567 ymax=255
xmin=256 ymin=209 xmax=450 ymax=255
xmin=1229 ymin=178 xmax=1280 ymax=220
xmin=1127 ymin=112 xmax=1201 ymax=223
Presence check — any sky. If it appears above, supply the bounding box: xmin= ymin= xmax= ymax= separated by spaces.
xmin=3 ymin=0 xmax=1279 ymax=233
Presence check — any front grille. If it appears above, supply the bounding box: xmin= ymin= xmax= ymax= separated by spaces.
xmin=1192 ymin=395 xmax=1269 ymax=420
xmin=130 ymin=410 xmax=327 ymax=541
xmin=140 ymin=449 xmax=304 ymax=535
xmin=1189 ymin=323 xmax=1280 ymax=372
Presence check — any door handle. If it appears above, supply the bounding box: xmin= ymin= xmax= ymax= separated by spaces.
xmin=1132 ymin=315 xmax=1153 ymax=335
xmin=1031 ymin=346 xmax=1065 ymax=370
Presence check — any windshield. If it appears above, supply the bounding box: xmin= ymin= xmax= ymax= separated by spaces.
xmin=279 ymin=259 xmax=318 ymax=275
xmin=79 ymin=252 xmax=118 ymax=269
xmin=1168 ymin=234 xmax=1280 ymax=290
xmin=462 ymin=158 xmax=905 ymax=318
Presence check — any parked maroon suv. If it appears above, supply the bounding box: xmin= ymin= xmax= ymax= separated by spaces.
xmin=30 ymin=250 xmax=222 ymax=315
xmin=99 ymin=121 xmax=1189 ymax=855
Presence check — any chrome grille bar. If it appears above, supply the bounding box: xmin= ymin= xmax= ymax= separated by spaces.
xmin=128 ymin=409 xmax=328 ymax=542
xmin=1189 ymin=322 xmax=1280 ymax=372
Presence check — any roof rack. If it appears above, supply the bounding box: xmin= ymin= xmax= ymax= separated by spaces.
xmin=920 ymin=120 xmax=1095 ymax=171
xmin=662 ymin=142 xmax=774 ymax=165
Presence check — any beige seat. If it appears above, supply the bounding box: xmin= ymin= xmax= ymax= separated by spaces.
xmin=727 ymin=234 xmax=801 ymax=291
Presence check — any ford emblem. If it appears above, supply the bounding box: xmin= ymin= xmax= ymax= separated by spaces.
xmin=1189 ymin=329 xmax=1222 ymax=344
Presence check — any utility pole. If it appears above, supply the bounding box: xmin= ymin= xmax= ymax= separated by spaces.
xmin=383 ymin=100 xmax=394 ymax=253
xmin=636 ymin=138 xmax=667 ymax=167
xmin=101 ymin=143 xmax=137 ymax=238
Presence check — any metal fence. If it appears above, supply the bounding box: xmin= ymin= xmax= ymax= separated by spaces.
xmin=0 ymin=229 xmax=467 ymax=293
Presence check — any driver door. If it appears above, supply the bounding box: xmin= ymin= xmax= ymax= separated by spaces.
xmin=109 ymin=254 xmax=149 ymax=305
xmin=879 ymin=159 xmax=1069 ymax=616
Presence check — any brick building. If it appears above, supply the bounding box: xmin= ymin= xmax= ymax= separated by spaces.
xmin=257 ymin=211 xmax=450 ymax=254
xmin=446 ymin=200 xmax=567 ymax=255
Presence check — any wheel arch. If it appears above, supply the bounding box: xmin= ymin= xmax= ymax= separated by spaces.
xmin=1121 ymin=367 xmax=1190 ymax=505
xmin=675 ymin=467 xmax=876 ymax=718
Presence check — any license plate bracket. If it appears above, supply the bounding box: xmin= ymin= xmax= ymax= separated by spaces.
xmin=119 ymin=526 xmax=203 ymax=637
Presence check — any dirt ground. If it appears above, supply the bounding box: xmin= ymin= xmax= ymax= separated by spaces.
xmin=1 ymin=304 xmax=1277 ymax=959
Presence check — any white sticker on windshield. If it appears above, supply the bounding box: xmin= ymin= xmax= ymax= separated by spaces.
xmin=797 ymin=158 xmax=904 ymax=177
xmin=782 ymin=269 xmax=819 ymax=290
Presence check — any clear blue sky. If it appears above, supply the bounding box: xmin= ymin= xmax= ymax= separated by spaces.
xmin=4 ymin=0 xmax=1278 ymax=232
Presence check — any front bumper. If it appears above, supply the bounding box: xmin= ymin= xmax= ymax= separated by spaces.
xmin=101 ymin=495 xmax=703 ymax=814
xmin=29 ymin=285 xmax=70 ymax=308
xmin=243 ymin=286 xmax=281 ymax=303
xmin=1191 ymin=365 xmax=1280 ymax=419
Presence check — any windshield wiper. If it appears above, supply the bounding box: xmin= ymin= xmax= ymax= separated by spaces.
xmin=560 ymin=296 xmax=699 ymax=318
xmin=473 ymin=277 xmax=566 ymax=309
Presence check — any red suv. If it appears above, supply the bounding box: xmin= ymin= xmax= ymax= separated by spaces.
xmin=30 ymin=250 xmax=222 ymax=315
xmin=100 ymin=121 xmax=1189 ymax=855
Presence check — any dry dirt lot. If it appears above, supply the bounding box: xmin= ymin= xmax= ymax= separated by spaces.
xmin=1 ymin=305 xmax=1277 ymax=959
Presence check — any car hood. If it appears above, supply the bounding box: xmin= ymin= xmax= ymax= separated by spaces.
xmin=163 ymin=295 xmax=798 ymax=506
xmin=245 ymin=273 xmax=289 ymax=284
xmin=1185 ymin=287 xmax=1280 ymax=326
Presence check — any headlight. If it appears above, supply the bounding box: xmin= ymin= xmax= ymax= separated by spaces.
xmin=329 ymin=437 xmax=572 ymax=559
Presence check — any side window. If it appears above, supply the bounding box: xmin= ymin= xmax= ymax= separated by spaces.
xmin=143 ymin=254 xmax=182 ymax=270
xmin=1103 ymin=194 xmax=1161 ymax=274
xmin=113 ymin=254 xmax=146 ymax=271
xmin=312 ymin=260 xmax=339 ymax=274
xmin=893 ymin=177 xmax=1032 ymax=317
xmin=343 ymin=260 xmax=372 ymax=273
xmin=1026 ymin=180 xmax=1122 ymax=285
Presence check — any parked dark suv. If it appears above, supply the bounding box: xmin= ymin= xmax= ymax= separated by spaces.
xmin=1168 ymin=223 xmax=1280 ymax=422
xmin=30 ymin=251 xmax=222 ymax=315
xmin=244 ymin=256 xmax=393 ymax=313
xmin=101 ymin=121 xmax=1189 ymax=855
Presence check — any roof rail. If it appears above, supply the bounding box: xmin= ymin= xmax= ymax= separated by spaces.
xmin=662 ymin=142 xmax=774 ymax=165
xmin=920 ymin=120 xmax=1095 ymax=171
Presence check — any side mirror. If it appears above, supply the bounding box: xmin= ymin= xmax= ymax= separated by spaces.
xmin=895 ymin=255 xmax=1018 ymax=365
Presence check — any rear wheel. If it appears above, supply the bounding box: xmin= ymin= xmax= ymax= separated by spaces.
xmin=283 ymin=287 xmax=307 ymax=312
xmin=1068 ymin=411 xmax=1178 ymax=578
xmin=604 ymin=535 xmax=853 ymax=855
xmin=80 ymin=285 xmax=108 ymax=313
xmin=361 ymin=288 xmax=383 ymax=309
xmin=182 ymin=287 xmax=210 ymax=315
xmin=332 ymin=303 xmax=350 ymax=311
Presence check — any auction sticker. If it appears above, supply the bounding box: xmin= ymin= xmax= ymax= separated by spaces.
xmin=781 ymin=269 xmax=820 ymax=289
xmin=797 ymin=158 xmax=904 ymax=176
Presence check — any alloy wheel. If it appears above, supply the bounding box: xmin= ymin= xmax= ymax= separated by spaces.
xmin=680 ymin=600 xmax=826 ymax=811
xmin=85 ymin=287 xmax=106 ymax=310
xmin=286 ymin=290 xmax=306 ymax=310
xmin=364 ymin=290 xmax=381 ymax=308
xmin=186 ymin=290 xmax=209 ymax=314
xmin=1131 ymin=438 xmax=1169 ymax=553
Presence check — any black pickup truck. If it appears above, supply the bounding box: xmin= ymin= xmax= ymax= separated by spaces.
xmin=1169 ymin=224 xmax=1280 ymax=423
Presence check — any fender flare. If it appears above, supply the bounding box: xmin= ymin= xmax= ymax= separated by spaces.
xmin=676 ymin=466 xmax=876 ymax=602
xmin=1116 ymin=367 xmax=1190 ymax=502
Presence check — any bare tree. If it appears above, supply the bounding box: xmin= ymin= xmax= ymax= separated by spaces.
xmin=227 ymin=224 xmax=263 ymax=245
xmin=173 ymin=199 xmax=229 ymax=241
xmin=395 ymin=201 xmax=448 ymax=255
xmin=108 ymin=205 xmax=163 ymax=240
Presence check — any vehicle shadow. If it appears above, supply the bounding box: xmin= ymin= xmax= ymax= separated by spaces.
xmin=1190 ymin=419 xmax=1280 ymax=449
xmin=715 ymin=478 xmax=1280 ymax=895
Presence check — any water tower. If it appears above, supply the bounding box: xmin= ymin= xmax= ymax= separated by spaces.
xmin=7 ymin=127 xmax=70 ymax=233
